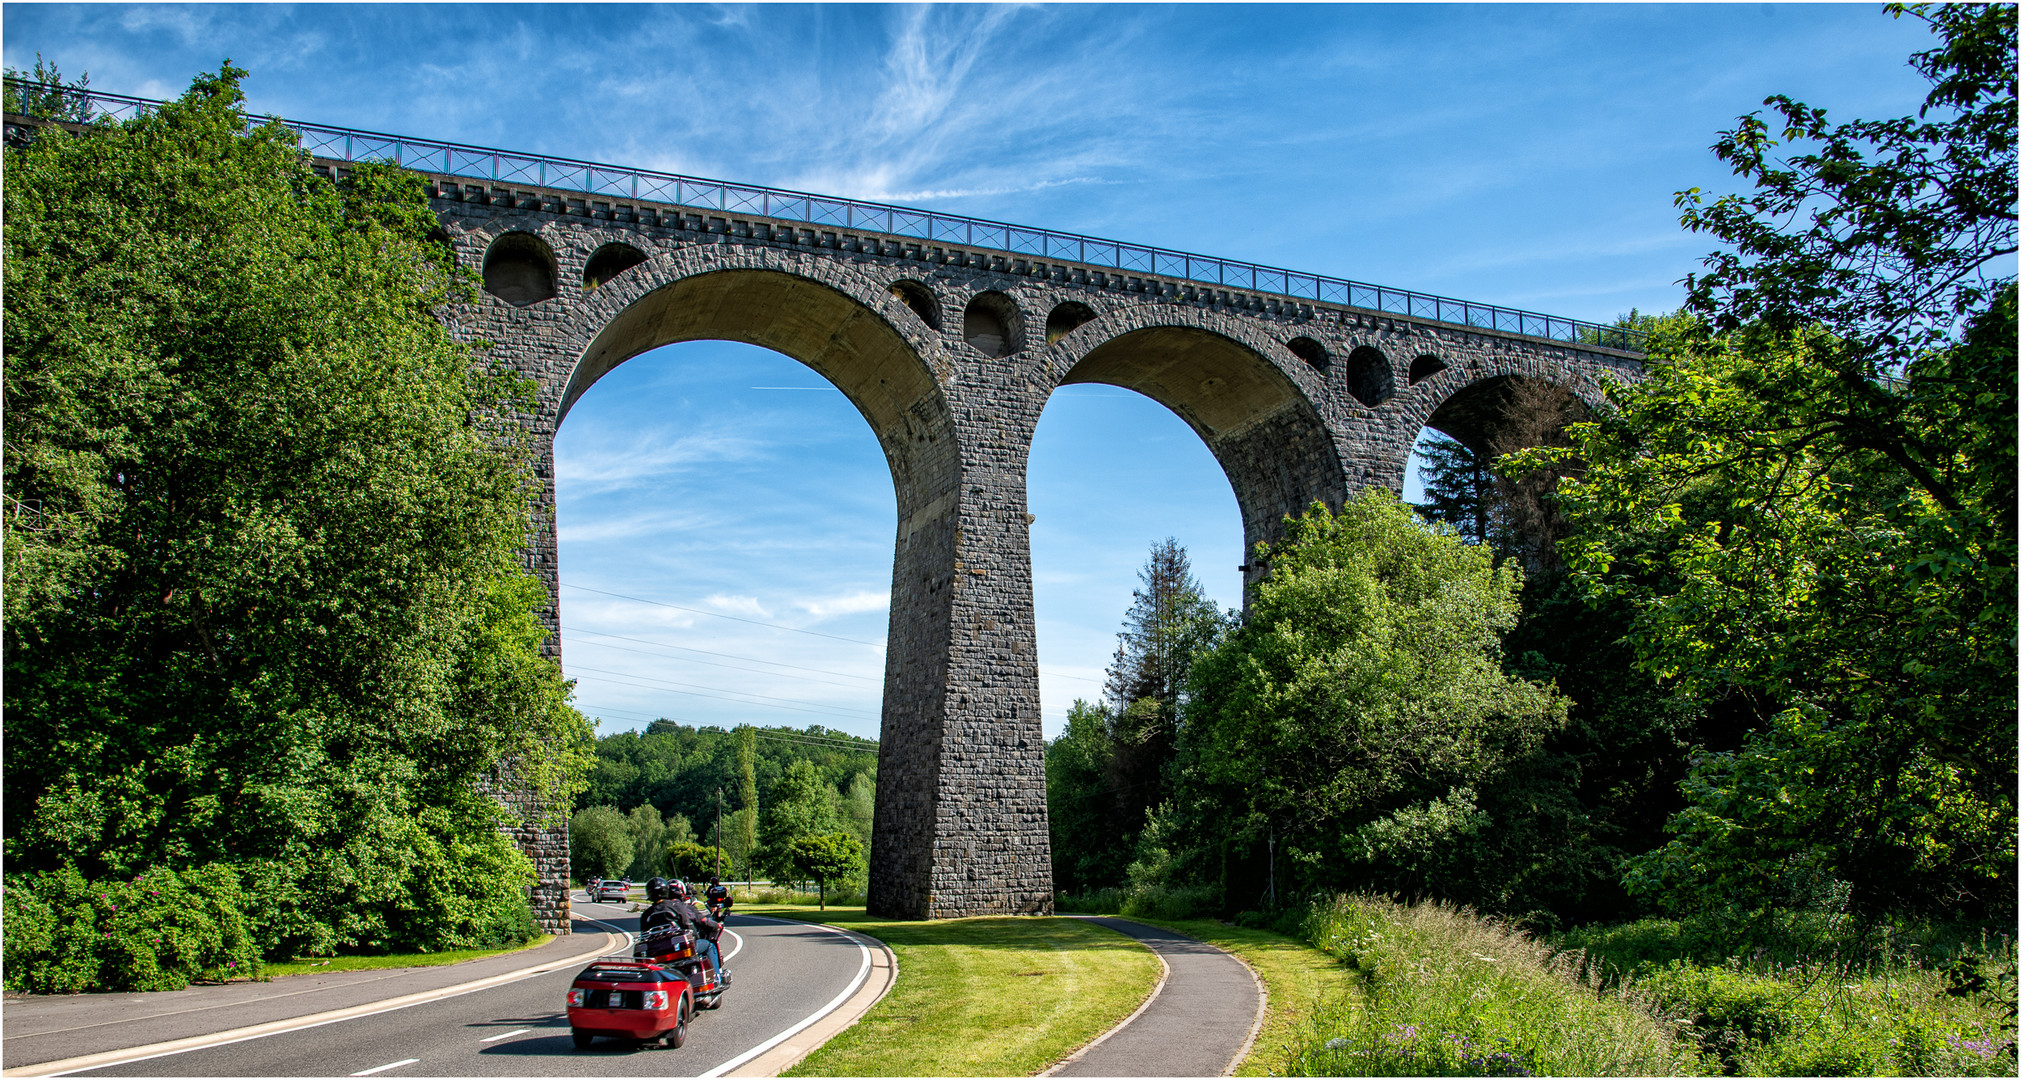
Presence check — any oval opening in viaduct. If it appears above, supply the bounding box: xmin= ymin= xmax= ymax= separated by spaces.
xmin=1345 ymin=345 xmax=1395 ymax=407
xmin=964 ymin=291 xmax=1022 ymax=358
xmin=584 ymin=242 xmax=649 ymax=291
xmin=483 ymin=230 xmax=558 ymax=307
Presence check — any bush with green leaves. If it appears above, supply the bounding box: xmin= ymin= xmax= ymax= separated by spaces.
xmin=3 ymin=866 xmax=261 ymax=993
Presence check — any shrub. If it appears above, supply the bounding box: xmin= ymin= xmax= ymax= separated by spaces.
xmin=1287 ymin=896 xmax=1698 ymax=1076
xmin=3 ymin=865 xmax=262 ymax=993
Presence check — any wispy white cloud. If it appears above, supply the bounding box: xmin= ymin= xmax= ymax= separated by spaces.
xmin=558 ymin=510 xmax=714 ymax=545
xmin=554 ymin=427 xmax=761 ymax=494
xmin=798 ymin=590 xmax=889 ymax=620
xmin=702 ymin=593 xmax=772 ymax=618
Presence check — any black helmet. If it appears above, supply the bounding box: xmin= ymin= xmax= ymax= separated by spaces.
xmin=669 ymin=879 xmax=689 ymax=899
xmin=646 ymin=877 xmax=669 ymax=902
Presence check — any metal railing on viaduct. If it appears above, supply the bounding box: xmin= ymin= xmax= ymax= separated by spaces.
xmin=3 ymin=79 xmax=1647 ymax=353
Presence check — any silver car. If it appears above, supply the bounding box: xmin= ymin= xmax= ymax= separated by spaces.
xmin=593 ymin=879 xmax=631 ymax=903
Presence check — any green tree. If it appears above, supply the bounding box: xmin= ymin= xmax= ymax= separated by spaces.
xmin=736 ymin=726 xmax=760 ymax=881
xmin=757 ymin=759 xmax=839 ymax=880
xmin=665 ymin=840 xmax=719 ymax=882
xmin=788 ymin=832 xmax=865 ymax=910
xmin=1176 ymin=491 xmax=1568 ymax=903
xmin=2 ymin=64 xmax=591 ymax=962
xmin=839 ymin=773 xmax=875 ymax=854
xmin=1414 ymin=432 xmax=1502 ymax=549
xmin=2 ymin=55 xmax=93 ymax=122
xmin=1529 ymin=4 xmax=2016 ymax=921
xmin=1045 ymin=699 xmax=1128 ymax=894
xmin=569 ymin=806 xmax=634 ymax=881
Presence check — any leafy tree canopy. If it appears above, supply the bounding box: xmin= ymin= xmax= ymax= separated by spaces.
xmin=1177 ymin=491 xmax=1568 ymax=898
xmin=3 ymin=63 xmax=592 ymax=958
xmin=1520 ymin=3 xmax=2016 ymax=922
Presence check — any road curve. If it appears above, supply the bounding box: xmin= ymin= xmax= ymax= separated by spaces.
xmin=13 ymin=895 xmax=870 ymax=1078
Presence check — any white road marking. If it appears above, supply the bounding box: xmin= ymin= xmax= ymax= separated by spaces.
xmin=696 ymin=917 xmax=874 ymax=1079
xmin=348 ymin=1059 xmax=418 ymax=1076
xmin=722 ymin=927 xmax=745 ymax=962
xmin=14 ymin=918 xmax=635 ymax=1077
xmin=477 ymin=1028 xmax=531 ymax=1043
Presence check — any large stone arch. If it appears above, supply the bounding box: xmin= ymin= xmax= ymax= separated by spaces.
xmin=1042 ymin=309 xmax=1347 ymax=589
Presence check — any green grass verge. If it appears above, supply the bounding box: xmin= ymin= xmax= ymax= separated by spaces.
xmin=262 ymin=934 xmax=553 ymax=978
xmin=743 ymin=904 xmax=1162 ymax=1077
xmin=1108 ymin=916 xmax=1348 ymax=1077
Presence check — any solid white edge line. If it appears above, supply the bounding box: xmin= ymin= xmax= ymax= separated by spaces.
xmin=695 ymin=916 xmax=873 ymax=1080
xmin=477 ymin=1027 xmax=532 ymax=1043
xmin=348 ymin=1058 xmax=418 ymax=1077
xmin=15 ymin=917 xmax=636 ymax=1078
xmin=721 ymin=927 xmax=745 ymax=962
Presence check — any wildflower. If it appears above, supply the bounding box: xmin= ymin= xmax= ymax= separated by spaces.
xmin=1324 ymin=1037 xmax=1349 ymax=1050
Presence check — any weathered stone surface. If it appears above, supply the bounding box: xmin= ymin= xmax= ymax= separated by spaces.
xmin=422 ymin=180 xmax=1641 ymax=927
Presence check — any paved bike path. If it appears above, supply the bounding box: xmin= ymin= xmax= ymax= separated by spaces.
xmin=1050 ymin=917 xmax=1263 ymax=1077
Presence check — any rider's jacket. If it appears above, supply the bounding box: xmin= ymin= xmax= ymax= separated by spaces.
xmin=673 ymin=897 xmax=722 ymax=941
xmin=641 ymin=899 xmax=685 ymax=935
xmin=705 ymin=883 xmax=731 ymax=910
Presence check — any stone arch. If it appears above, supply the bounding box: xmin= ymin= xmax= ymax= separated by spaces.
xmin=1044 ymin=301 xmax=1096 ymax=345
xmin=483 ymin=231 xmax=557 ymax=306
xmin=582 ymin=242 xmax=648 ymax=291
xmin=1408 ymin=353 xmax=1448 ymax=385
xmin=1285 ymin=336 xmax=1330 ymax=372
xmin=963 ymin=291 xmax=1023 ymax=358
xmin=552 ymin=257 xmax=968 ymax=920
xmin=890 ymin=279 xmax=942 ymax=330
xmin=1046 ymin=315 xmax=1346 ymax=578
xmin=1345 ymin=345 xmax=1394 ymax=407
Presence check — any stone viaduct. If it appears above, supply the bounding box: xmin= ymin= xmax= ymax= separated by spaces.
xmin=410 ymin=176 xmax=1643 ymax=932
xmin=8 ymin=83 xmax=1647 ymax=933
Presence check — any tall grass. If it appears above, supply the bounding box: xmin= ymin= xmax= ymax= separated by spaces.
xmin=1286 ymin=896 xmax=1699 ymax=1077
xmin=1561 ymin=917 xmax=2017 ymax=1076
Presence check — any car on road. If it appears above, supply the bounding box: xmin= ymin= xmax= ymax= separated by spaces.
xmin=567 ymin=957 xmax=692 ymax=1049
xmin=593 ymin=879 xmax=631 ymax=902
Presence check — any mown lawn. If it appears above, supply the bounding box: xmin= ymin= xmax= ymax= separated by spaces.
xmin=745 ymin=905 xmax=1161 ymax=1077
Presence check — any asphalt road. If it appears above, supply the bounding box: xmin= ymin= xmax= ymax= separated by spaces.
xmin=69 ymin=896 xmax=869 ymax=1078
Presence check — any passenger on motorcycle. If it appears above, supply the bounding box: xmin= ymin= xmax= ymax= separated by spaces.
xmin=668 ymin=879 xmax=726 ymax=979
xmin=705 ymin=878 xmax=732 ymax=920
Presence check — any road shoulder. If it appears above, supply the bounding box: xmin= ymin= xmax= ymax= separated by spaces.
xmin=1 ymin=917 xmax=625 ymax=1077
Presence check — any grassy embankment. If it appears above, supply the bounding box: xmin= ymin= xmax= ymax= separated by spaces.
xmin=262 ymin=935 xmax=554 ymax=978
xmin=741 ymin=901 xmax=1161 ymax=1077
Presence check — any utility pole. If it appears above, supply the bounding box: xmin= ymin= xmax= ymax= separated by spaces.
xmin=715 ymin=787 xmax=724 ymax=882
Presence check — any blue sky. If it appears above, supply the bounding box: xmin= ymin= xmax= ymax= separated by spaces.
xmin=5 ymin=4 xmax=1939 ymax=739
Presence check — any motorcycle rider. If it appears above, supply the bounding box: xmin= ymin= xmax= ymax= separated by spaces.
xmin=637 ymin=877 xmax=685 ymax=957
xmin=704 ymin=877 xmax=733 ymax=921
xmin=667 ymin=880 xmax=727 ymax=981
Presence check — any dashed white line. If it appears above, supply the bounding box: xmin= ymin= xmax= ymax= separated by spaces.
xmin=349 ymin=1059 xmax=418 ymax=1076
xmin=477 ymin=1027 xmax=531 ymax=1043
